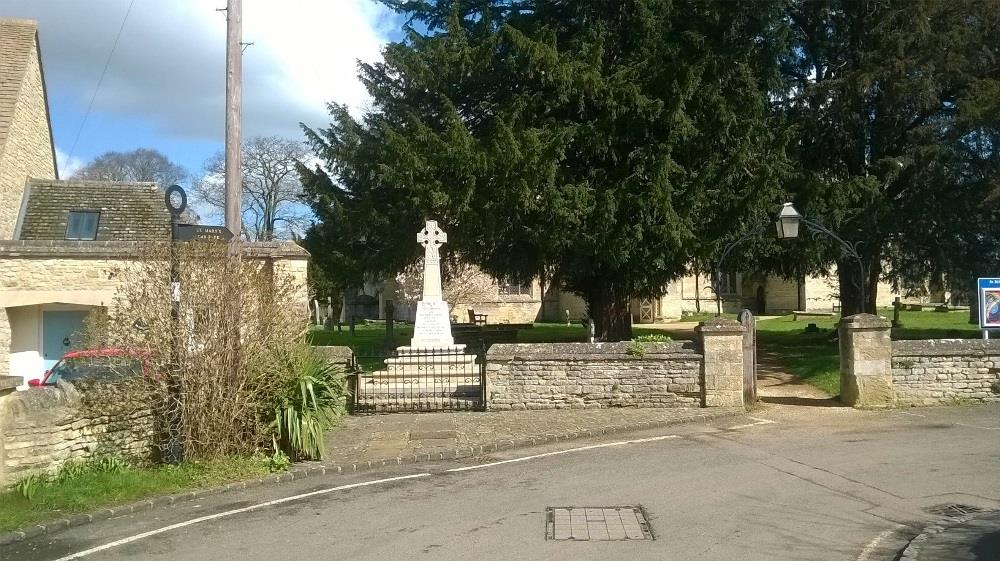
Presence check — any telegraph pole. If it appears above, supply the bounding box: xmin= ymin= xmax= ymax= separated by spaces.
xmin=224 ymin=0 xmax=242 ymax=239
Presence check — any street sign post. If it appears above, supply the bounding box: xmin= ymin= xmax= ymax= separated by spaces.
xmin=173 ymin=224 xmax=235 ymax=243
xmin=977 ymin=278 xmax=1000 ymax=339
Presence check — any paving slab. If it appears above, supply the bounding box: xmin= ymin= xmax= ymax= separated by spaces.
xmin=323 ymin=407 xmax=744 ymax=466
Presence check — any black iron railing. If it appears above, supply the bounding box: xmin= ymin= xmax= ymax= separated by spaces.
xmin=350 ymin=343 xmax=486 ymax=414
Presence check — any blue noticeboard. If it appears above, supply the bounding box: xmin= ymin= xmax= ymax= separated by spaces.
xmin=979 ymin=278 xmax=1000 ymax=329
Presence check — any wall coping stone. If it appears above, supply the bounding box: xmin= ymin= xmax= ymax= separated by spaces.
xmin=0 ymin=240 xmax=308 ymax=259
xmin=892 ymin=338 xmax=1000 ymax=358
xmin=695 ymin=317 xmax=745 ymax=334
xmin=312 ymin=346 xmax=356 ymax=365
xmin=487 ymin=341 xmax=699 ymax=361
xmin=840 ymin=313 xmax=891 ymax=330
xmin=0 ymin=376 xmax=21 ymax=392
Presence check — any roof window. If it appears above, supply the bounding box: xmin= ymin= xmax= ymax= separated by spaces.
xmin=65 ymin=211 xmax=100 ymax=240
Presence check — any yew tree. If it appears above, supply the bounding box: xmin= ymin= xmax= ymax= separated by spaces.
xmin=778 ymin=0 xmax=1000 ymax=315
xmin=301 ymin=0 xmax=787 ymax=340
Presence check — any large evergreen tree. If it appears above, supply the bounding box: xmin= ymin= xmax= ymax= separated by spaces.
xmin=301 ymin=0 xmax=787 ymax=340
xmin=778 ymin=0 xmax=1000 ymax=315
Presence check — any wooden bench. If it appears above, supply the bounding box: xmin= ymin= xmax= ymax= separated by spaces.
xmin=792 ymin=310 xmax=836 ymax=321
xmin=468 ymin=309 xmax=488 ymax=326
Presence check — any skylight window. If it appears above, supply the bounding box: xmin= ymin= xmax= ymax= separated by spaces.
xmin=65 ymin=211 xmax=100 ymax=240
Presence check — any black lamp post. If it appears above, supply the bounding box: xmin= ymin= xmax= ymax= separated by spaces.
xmin=713 ymin=203 xmax=868 ymax=317
xmin=774 ymin=202 xmax=868 ymax=314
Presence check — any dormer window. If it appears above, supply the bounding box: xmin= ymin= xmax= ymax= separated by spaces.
xmin=65 ymin=211 xmax=100 ymax=240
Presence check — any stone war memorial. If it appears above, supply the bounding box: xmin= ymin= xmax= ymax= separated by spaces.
xmin=355 ymin=220 xmax=483 ymax=411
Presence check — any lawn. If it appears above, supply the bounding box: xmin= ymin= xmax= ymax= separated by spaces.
xmin=0 ymin=456 xmax=275 ymax=533
xmin=754 ymin=309 xmax=982 ymax=396
xmin=307 ymin=310 xmax=982 ymax=395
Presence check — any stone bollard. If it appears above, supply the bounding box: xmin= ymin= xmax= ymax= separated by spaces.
xmin=839 ymin=314 xmax=894 ymax=408
xmin=697 ymin=318 xmax=745 ymax=408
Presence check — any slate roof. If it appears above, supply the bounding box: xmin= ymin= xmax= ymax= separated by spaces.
xmin=0 ymin=19 xmax=50 ymax=160
xmin=15 ymin=179 xmax=174 ymax=242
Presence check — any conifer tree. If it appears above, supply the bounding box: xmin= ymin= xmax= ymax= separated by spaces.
xmin=778 ymin=0 xmax=1000 ymax=315
xmin=301 ymin=0 xmax=787 ymax=340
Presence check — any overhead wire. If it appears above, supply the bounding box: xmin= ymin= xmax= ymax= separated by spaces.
xmin=64 ymin=0 xmax=136 ymax=171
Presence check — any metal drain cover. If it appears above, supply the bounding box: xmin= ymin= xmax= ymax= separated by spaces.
xmin=924 ymin=504 xmax=986 ymax=518
xmin=545 ymin=506 xmax=653 ymax=541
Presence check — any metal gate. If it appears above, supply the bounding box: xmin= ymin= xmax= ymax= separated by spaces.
xmin=738 ymin=309 xmax=757 ymax=407
xmin=349 ymin=345 xmax=486 ymax=413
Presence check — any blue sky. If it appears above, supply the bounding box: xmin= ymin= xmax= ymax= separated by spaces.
xmin=2 ymin=0 xmax=404 ymax=181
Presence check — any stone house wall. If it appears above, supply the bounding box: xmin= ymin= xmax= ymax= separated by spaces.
xmin=1 ymin=241 xmax=310 ymax=380
xmin=0 ymin=24 xmax=57 ymax=240
xmin=486 ymin=342 xmax=704 ymax=410
xmin=891 ymin=340 xmax=1000 ymax=405
xmin=0 ymin=380 xmax=153 ymax=486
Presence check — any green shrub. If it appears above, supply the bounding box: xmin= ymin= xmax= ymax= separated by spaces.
xmin=633 ymin=333 xmax=671 ymax=343
xmin=626 ymin=340 xmax=646 ymax=358
xmin=271 ymin=345 xmax=347 ymax=461
xmin=266 ymin=450 xmax=291 ymax=473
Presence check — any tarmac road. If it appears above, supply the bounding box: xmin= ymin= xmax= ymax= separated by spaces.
xmin=5 ymin=403 xmax=999 ymax=561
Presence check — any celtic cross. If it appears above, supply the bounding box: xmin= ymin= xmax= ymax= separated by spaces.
xmin=416 ymin=220 xmax=447 ymax=301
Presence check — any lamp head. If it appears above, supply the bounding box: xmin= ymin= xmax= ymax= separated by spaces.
xmin=776 ymin=202 xmax=802 ymax=239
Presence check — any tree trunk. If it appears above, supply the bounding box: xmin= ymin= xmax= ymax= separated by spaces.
xmin=969 ymin=273 xmax=981 ymax=325
xmin=585 ymin=285 xmax=633 ymax=341
xmin=836 ymin=250 xmax=880 ymax=316
xmin=836 ymin=257 xmax=864 ymax=317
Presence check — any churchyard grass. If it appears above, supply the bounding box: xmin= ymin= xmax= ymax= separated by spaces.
xmin=754 ymin=310 xmax=981 ymax=396
xmin=0 ymin=456 xmax=276 ymax=533
xmin=306 ymin=311 xmax=979 ymax=393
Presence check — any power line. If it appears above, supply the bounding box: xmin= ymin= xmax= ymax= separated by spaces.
xmin=64 ymin=0 xmax=136 ymax=170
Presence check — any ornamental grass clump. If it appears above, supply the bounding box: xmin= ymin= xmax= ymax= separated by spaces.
xmin=271 ymin=344 xmax=348 ymax=460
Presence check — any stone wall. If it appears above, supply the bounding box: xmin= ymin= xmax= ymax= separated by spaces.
xmin=486 ymin=342 xmax=704 ymax=410
xmin=311 ymin=346 xmax=356 ymax=372
xmin=0 ymin=380 xmax=153 ymax=486
xmin=1 ymin=241 xmax=311 ymax=379
xmin=891 ymin=340 xmax=1000 ymax=405
xmin=0 ymin=26 xmax=57 ymax=240
xmin=839 ymin=315 xmax=1000 ymax=407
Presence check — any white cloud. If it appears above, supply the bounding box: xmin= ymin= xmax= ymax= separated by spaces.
xmin=4 ymin=0 xmax=397 ymax=140
xmin=54 ymin=146 xmax=85 ymax=178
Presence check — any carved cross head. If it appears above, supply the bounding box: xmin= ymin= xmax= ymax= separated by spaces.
xmin=417 ymin=220 xmax=447 ymax=248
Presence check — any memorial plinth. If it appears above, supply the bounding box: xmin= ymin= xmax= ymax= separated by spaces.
xmin=358 ymin=221 xmax=480 ymax=405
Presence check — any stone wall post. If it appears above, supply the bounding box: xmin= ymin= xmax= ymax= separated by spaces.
xmin=0 ymin=376 xmax=19 ymax=485
xmin=697 ymin=318 xmax=745 ymax=408
xmin=839 ymin=314 xmax=894 ymax=407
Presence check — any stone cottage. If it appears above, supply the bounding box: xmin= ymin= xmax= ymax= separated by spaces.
xmin=348 ymin=263 xmax=904 ymax=326
xmin=0 ymin=19 xmax=310 ymax=385
xmin=0 ymin=19 xmax=56 ymax=240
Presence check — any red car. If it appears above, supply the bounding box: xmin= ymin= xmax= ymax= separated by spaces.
xmin=29 ymin=349 xmax=148 ymax=387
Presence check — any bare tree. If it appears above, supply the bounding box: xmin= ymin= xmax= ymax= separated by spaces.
xmin=83 ymin=241 xmax=311 ymax=460
xmin=72 ymin=148 xmax=188 ymax=186
xmin=394 ymin=258 xmax=499 ymax=315
xmin=196 ymin=136 xmax=311 ymax=241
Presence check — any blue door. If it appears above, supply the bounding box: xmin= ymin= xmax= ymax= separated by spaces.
xmin=42 ymin=310 xmax=89 ymax=371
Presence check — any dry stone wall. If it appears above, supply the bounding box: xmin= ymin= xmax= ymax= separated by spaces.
xmin=486 ymin=342 xmax=703 ymax=410
xmin=0 ymin=381 xmax=154 ymax=486
xmin=891 ymin=340 xmax=1000 ymax=405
